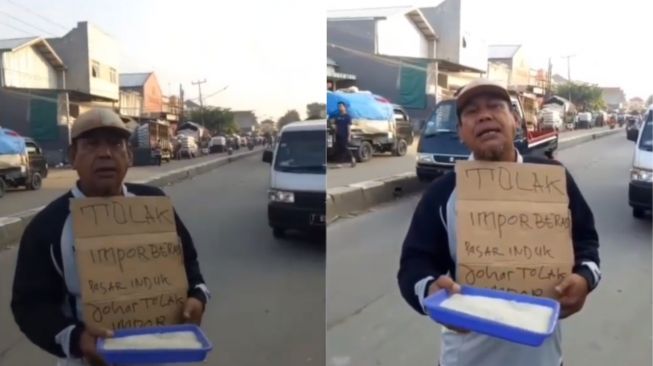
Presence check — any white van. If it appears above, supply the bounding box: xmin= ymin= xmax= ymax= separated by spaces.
xmin=628 ymin=105 xmax=652 ymax=218
xmin=263 ymin=120 xmax=326 ymax=237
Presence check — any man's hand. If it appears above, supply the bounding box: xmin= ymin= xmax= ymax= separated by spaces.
xmin=427 ymin=276 xmax=469 ymax=334
xmin=183 ymin=297 xmax=205 ymax=325
xmin=555 ymin=273 xmax=590 ymax=319
xmin=79 ymin=325 xmax=113 ymax=366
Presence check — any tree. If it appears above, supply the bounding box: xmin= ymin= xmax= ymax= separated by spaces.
xmin=190 ymin=107 xmax=237 ymax=134
xmin=306 ymin=102 xmax=326 ymax=119
xmin=555 ymin=83 xmax=606 ymax=111
xmin=277 ymin=110 xmax=301 ymax=130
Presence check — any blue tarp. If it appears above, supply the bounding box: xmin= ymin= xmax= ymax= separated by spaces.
xmin=0 ymin=128 xmax=26 ymax=155
xmin=327 ymin=91 xmax=393 ymax=121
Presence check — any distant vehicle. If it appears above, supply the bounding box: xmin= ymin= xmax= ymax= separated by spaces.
xmin=0 ymin=133 xmax=48 ymax=197
xmin=416 ymin=92 xmax=558 ymax=182
xmin=576 ymin=112 xmax=593 ymax=129
xmin=209 ymin=136 xmax=227 ymax=153
xmin=263 ymin=120 xmax=326 ymax=238
xmin=627 ymin=106 xmax=652 ymax=218
xmin=177 ymin=135 xmax=199 ymax=159
xmin=539 ymin=108 xmax=563 ymax=130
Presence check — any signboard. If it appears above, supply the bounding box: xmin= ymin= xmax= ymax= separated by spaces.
xmin=71 ymin=196 xmax=188 ymax=330
xmin=455 ymin=161 xmax=574 ymax=298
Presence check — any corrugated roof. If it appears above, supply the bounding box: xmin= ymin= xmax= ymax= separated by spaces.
xmin=0 ymin=37 xmax=39 ymax=51
xmin=328 ymin=6 xmax=437 ymax=40
xmin=119 ymin=73 xmax=151 ymax=88
xmin=488 ymin=45 xmax=521 ymax=59
xmin=327 ymin=6 xmax=414 ymax=20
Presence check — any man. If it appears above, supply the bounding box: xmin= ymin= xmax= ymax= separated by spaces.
xmin=11 ymin=109 xmax=210 ymax=366
xmin=397 ymin=80 xmax=601 ymax=366
xmin=334 ymin=102 xmax=355 ymax=167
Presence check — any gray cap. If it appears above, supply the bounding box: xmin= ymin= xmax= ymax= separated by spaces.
xmin=71 ymin=108 xmax=131 ymax=140
xmin=456 ymin=79 xmax=512 ymax=114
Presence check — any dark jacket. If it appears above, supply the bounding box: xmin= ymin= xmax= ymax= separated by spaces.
xmin=11 ymin=183 xmax=207 ymax=358
xmin=397 ymin=156 xmax=601 ymax=315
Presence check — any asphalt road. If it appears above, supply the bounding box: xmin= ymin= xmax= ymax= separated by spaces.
xmin=327 ymin=126 xmax=620 ymax=188
xmin=0 ymin=148 xmax=260 ymax=217
xmin=326 ymin=132 xmax=652 ymax=366
xmin=0 ymin=153 xmax=325 ymax=366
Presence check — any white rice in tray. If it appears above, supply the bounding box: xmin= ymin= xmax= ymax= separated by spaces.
xmin=440 ymin=294 xmax=554 ymax=334
xmin=103 ymin=331 xmax=203 ymax=350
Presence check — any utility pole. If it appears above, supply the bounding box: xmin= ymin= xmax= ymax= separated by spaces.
xmin=561 ymin=54 xmax=575 ymax=102
xmin=179 ymin=84 xmax=184 ymax=124
xmin=191 ymin=79 xmax=207 ymax=126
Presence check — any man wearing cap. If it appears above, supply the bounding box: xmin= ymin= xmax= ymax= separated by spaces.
xmin=11 ymin=108 xmax=210 ymax=366
xmin=397 ymin=80 xmax=601 ymax=366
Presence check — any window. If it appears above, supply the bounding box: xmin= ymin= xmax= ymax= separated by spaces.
xmin=109 ymin=67 xmax=117 ymax=84
xmin=274 ymin=130 xmax=326 ymax=174
xmin=91 ymin=60 xmax=100 ymax=78
xmin=423 ymin=102 xmax=458 ymax=135
xmin=25 ymin=142 xmax=39 ymax=155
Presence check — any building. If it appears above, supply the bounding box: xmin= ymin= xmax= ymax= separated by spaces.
xmin=119 ymin=72 xmax=163 ymax=117
xmin=327 ymin=0 xmax=486 ymax=122
xmin=327 ymin=57 xmax=356 ymax=91
xmin=628 ymin=97 xmax=645 ymax=113
xmin=327 ymin=5 xmax=439 ymax=121
xmin=0 ymin=36 xmax=70 ymax=163
xmin=119 ymin=90 xmax=142 ymax=119
xmin=600 ymin=87 xmax=627 ymax=111
xmin=233 ymin=110 xmax=259 ymax=133
xmin=48 ymin=21 xmax=120 ymax=107
xmin=488 ymin=44 xmax=530 ymax=88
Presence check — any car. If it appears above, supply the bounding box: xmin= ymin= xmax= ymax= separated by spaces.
xmin=263 ymin=120 xmax=326 ymax=238
xmin=627 ymin=106 xmax=653 ymax=218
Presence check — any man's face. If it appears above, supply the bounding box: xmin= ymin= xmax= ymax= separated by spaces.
xmin=458 ymin=94 xmax=516 ymax=161
xmin=338 ymin=104 xmax=347 ymax=114
xmin=70 ymin=128 xmax=132 ymax=196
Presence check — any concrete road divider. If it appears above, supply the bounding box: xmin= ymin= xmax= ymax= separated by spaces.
xmin=0 ymin=148 xmax=263 ymax=250
xmin=327 ymin=127 xmax=622 ymax=223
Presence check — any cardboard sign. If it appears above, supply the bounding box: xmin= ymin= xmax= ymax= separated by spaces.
xmin=71 ymin=196 xmax=189 ymax=330
xmin=455 ymin=161 xmax=574 ymax=298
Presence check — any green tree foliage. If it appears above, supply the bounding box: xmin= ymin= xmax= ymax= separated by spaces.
xmin=555 ymin=83 xmax=606 ymax=111
xmin=190 ymin=107 xmax=237 ymax=134
xmin=277 ymin=110 xmax=301 ymax=130
xmin=306 ymin=102 xmax=326 ymax=120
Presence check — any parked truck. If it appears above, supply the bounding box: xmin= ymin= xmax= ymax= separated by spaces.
xmin=0 ymin=128 xmax=48 ymax=197
xmin=131 ymin=120 xmax=172 ymax=166
xmin=326 ymin=90 xmax=413 ymax=163
xmin=416 ymin=90 xmax=558 ymax=182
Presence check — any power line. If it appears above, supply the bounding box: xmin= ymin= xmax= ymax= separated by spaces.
xmin=3 ymin=0 xmax=68 ymax=31
xmin=0 ymin=20 xmax=33 ymax=36
xmin=0 ymin=9 xmax=57 ymax=36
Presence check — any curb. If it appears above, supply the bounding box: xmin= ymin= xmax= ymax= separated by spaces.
xmin=327 ymin=128 xmax=622 ymax=224
xmin=0 ymin=148 xmax=263 ymax=250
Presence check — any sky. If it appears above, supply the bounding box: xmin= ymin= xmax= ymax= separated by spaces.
xmin=0 ymin=0 xmax=325 ymax=120
xmin=328 ymin=0 xmax=652 ymax=101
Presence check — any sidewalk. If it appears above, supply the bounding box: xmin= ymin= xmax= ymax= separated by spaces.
xmin=0 ymin=148 xmax=262 ymax=217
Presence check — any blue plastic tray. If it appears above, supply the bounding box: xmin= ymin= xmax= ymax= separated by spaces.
xmin=97 ymin=324 xmax=213 ymax=364
xmin=424 ymin=286 xmax=560 ymax=347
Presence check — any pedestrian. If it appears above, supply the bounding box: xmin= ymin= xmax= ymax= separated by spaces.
xmin=11 ymin=108 xmax=210 ymax=366
xmin=397 ymin=79 xmax=601 ymax=366
xmin=334 ymin=102 xmax=356 ymax=167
